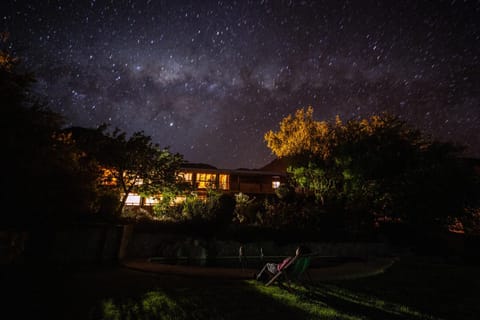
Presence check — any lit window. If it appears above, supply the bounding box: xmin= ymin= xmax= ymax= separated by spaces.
xmin=144 ymin=197 xmax=159 ymax=206
xmin=272 ymin=176 xmax=281 ymax=189
xmin=125 ymin=193 xmax=141 ymax=205
xmin=197 ymin=173 xmax=216 ymax=189
xmin=178 ymin=172 xmax=193 ymax=183
xmin=219 ymin=174 xmax=229 ymax=190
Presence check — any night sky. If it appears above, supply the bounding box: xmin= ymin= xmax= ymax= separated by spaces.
xmin=2 ymin=0 xmax=479 ymax=169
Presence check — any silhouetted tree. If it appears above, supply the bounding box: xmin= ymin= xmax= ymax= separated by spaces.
xmin=0 ymin=34 xmax=99 ymax=227
xmin=265 ymin=106 xmax=479 ymax=234
xmin=69 ymin=124 xmax=184 ymax=216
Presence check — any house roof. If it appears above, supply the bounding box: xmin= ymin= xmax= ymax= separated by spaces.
xmin=181 ymin=162 xmax=218 ymax=170
xmin=259 ymin=158 xmax=289 ymax=173
xmin=180 ymin=160 xmax=287 ymax=176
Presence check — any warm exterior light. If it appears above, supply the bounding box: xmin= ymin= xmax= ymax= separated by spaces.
xmin=272 ymin=176 xmax=281 ymax=189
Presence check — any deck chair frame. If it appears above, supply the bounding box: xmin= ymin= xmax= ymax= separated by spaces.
xmin=265 ymin=255 xmax=311 ymax=287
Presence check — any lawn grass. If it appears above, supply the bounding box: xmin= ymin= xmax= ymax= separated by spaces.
xmin=320 ymin=256 xmax=480 ymax=320
xmin=2 ymin=256 xmax=479 ymax=320
xmin=93 ymin=256 xmax=479 ymax=320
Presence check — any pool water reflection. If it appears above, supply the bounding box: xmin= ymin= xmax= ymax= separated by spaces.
xmin=147 ymin=255 xmax=359 ymax=269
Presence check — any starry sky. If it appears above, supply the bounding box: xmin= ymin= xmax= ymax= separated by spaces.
xmin=2 ymin=0 xmax=479 ymax=169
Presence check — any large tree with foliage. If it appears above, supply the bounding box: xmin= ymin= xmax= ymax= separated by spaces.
xmin=69 ymin=125 xmax=184 ymax=216
xmin=265 ymin=106 xmax=479 ymax=233
xmin=1 ymin=34 xmax=100 ymax=226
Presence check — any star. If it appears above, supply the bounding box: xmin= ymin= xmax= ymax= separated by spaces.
xmin=2 ymin=0 xmax=479 ymax=169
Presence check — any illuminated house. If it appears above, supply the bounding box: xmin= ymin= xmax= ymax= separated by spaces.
xmin=180 ymin=162 xmax=286 ymax=194
xmin=125 ymin=160 xmax=288 ymax=206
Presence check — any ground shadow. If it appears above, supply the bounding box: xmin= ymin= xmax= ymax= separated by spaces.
xmin=1 ymin=264 xmax=314 ymax=320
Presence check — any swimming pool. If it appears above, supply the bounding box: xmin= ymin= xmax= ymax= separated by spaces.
xmin=147 ymin=255 xmax=360 ymax=269
xmin=147 ymin=255 xmax=279 ymax=268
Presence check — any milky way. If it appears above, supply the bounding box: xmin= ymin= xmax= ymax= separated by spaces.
xmin=2 ymin=0 xmax=479 ymax=169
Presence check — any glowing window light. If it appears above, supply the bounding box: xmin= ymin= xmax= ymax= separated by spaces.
xmin=219 ymin=174 xmax=229 ymax=190
xmin=99 ymin=167 xmax=117 ymax=186
xmin=272 ymin=176 xmax=281 ymax=189
xmin=178 ymin=172 xmax=193 ymax=183
xmin=125 ymin=193 xmax=141 ymax=205
xmin=145 ymin=197 xmax=159 ymax=206
xmin=197 ymin=173 xmax=216 ymax=189
xmin=174 ymin=195 xmax=186 ymax=204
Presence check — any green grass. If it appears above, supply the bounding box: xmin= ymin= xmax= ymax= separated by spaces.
xmin=92 ymin=257 xmax=479 ymax=320
xmin=321 ymin=256 xmax=480 ymax=320
xmin=3 ymin=256 xmax=479 ymax=319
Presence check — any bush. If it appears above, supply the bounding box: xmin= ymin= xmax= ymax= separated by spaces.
xmin=211 ymin=193 xmax=236 ymax=227
xmin=233 ymin=193 xmax=263 ymax=224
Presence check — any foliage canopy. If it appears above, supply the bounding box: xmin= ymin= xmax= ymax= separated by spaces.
xmin=265 ymin=106 xmax=479 ymax=234
xmin=69 ymin=125 xmax=184 ymax=216
xmin=1 ymin=34 xmax=100 ymax=225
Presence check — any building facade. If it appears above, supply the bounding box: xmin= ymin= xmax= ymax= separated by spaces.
xmin=125 ymin=160 xmax=288 ymax=206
